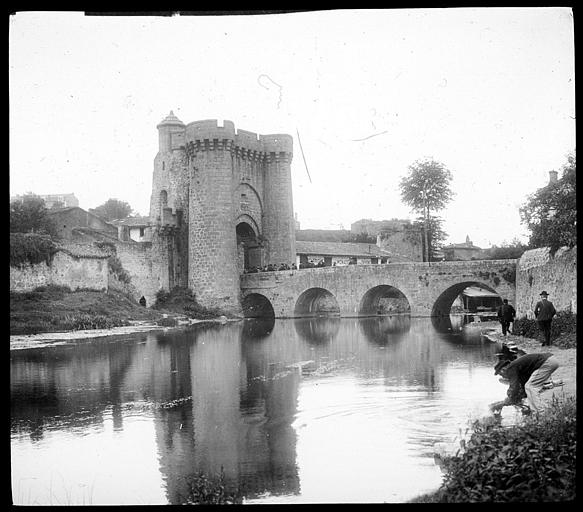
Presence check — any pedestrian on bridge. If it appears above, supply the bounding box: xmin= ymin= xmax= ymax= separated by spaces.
xmin=497 ymin=299 xmax=516 ymax=336
xmin=534 ymin=291 xmax=556 ymax=346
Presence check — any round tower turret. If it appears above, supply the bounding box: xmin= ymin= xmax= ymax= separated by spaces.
xmin=157 ymin=110 xmax=185 ymax=152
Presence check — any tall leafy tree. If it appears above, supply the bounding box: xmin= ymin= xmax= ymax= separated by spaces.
xmin=90 ymin=198 xmax=134 ymax=221
xmin=10 ymin=194 xmax=57 ymax=236
xmin=520 ymin=153 xmax=576 ymax=255
xmin=411 ymin=216 xmax=448 ymax=261
xmin=400 ymin=159 xmax=454 ymax=262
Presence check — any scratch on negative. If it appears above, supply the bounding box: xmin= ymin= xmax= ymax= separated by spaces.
xmin=352 ymin=130 xmax=388 ymax=142
xmin=257 ymin=74 xmax=283 ymax=109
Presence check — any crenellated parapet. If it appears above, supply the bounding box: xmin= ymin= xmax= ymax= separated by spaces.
xmin=183 ymin=120 xmax=293 ymax=162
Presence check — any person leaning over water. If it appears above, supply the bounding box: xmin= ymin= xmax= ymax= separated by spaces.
xmin=489 ymin=352 xmax=560 ymax=415
xmin=534 ymin=291 xmax=557 ymax=346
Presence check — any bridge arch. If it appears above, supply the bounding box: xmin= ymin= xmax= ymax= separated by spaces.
xmin=242 ymin=293 xmax=275 ymax=318
xmin=431 ymin=281 xmax=502 ymax=317
xmin=359 ymin=285 xmax=411 ymax=316
xmin=294 ymin=287 xmax=340 ymax=317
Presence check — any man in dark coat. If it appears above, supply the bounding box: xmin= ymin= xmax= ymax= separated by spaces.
xmin=497 ymin=298 xmax=516 ymax=336
xmin=489 ymin=352 xmax=560 ymax=415
xmin=534 ymin=291 xmax=557 ymax=346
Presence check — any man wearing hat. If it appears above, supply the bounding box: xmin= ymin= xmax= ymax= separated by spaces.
xmin=489 ymin=351 xmax=560 ymax=415
xmin=497 ymin=298 xmax=516 ymax=336
xmin=534 ymin=291 xmax=557 ymax=346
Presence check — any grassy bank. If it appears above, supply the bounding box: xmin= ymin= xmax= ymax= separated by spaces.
xmin=410 ymin=396 xmax=576 ymax=502
xmin=10 ymin=285 xmax=165 ymax=335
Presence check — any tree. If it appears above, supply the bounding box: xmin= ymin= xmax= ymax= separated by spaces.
xmin=484 ymin=238 xmax=528 ymax=260
xmin=90 ymin=198 xmax=133 ymax=221
xmin=10 ymin=194 xmax=57 ymax=236
xmin=411 ymin=216 xmax=448 ymax=261
xmin=519 ymin=153 xmax=576 ymax=255
xmin=400 ymin=159 xmax=454 ymax=262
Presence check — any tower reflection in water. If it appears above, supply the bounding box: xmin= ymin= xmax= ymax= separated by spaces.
xmin=153 ymin=321 xmax=300 ymax=504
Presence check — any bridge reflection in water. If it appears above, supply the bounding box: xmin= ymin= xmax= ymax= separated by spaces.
xmin=11 ymin=317 xmax=506 ymax=505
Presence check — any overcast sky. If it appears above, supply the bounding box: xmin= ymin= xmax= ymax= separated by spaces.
xmin=9 ymin=9 xmax=575 ymax=248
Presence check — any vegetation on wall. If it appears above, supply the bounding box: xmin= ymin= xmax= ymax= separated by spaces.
xmin=10 ymin=232 xmax=58 ymax=268
xmin=108 ymin=255 xmax=132 ymax=284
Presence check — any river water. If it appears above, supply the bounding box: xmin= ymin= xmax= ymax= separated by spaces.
xmin=11 ymin=316 xmax=509 ymax=505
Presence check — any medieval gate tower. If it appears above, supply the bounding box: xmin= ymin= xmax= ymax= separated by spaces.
xmin=150 ymin=111 xmax=296 ymax=314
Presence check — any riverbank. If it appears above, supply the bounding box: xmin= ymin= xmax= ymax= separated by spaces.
xmin=481 ymin=325 xmax=576 ymax=401
xmin=10 ymin=285 xmax=237 ymax=350
xmin=412 ymin=321 xmax=577 ymax=503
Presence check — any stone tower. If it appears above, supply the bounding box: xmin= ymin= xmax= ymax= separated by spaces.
xmin=150 ymin=112 xmax=295 ymax=314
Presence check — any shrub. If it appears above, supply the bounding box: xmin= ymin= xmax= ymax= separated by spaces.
xmin=153 ymin=287 xmax=225 ymax=319
xmin=182 ymin=468 xmax=243 ymax=505
xmin=108 ymin=255 xmax=131 ymax=284
xmin=513 ymin=311 xmax=577 ymax=348
xmin=10 ymin=232 xmax=57 ymax=267
xmin=430 ymin=397 xmax=576 ymax=502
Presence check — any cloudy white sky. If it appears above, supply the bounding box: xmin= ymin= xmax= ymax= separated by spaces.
xmin=9 ymin=9 xmax=575 ymax=248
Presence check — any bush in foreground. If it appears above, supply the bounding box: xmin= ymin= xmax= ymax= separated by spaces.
xmin=411 ymin=397 xmax=576 ymax=502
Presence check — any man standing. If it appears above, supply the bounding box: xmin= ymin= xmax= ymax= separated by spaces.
xmin=489 ymin=352 xmax=560 ymax=415
xmin=534 ymin=291 xmax=557 ymax=346
xmin=497 ymin=298 xmax=516 ymax=336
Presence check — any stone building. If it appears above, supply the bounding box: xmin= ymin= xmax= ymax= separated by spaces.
xmin=110 ymin=216 xmax=152 ymax=242
xmin=442 ymin=236 xmax=484 ymax=261
xmin=150 ymin=112 xmax=295 ymax=313
xmin=47 ymin=206 xmax=118 ymax=240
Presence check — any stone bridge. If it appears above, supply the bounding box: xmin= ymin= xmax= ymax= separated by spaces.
xmin=240 ymin=259 xmax=517 ymax=318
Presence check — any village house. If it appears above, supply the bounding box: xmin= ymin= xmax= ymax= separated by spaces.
xmin=442 ymin=236 xmax=484 ymax=261
xmin=47 ymin=206 xmax=118 ymax=240
xmin=110 ymin=216 xmax=153 ymax=242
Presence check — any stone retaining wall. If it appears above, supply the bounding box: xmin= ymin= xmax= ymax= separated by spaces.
xmin=515 ymin=246 xmax=577 ymax=318
xmin=10 ymin=251 xmax=108 ymax=292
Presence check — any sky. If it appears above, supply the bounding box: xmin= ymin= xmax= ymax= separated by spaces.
xmin=9 ymin=9 xmax=575 ymax=248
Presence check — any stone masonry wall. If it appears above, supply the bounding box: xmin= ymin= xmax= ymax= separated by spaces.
xmin=10 ymin=252 xmax=108 ymax=292
xmin=515 ymin=246 xmax=577 ymax=318
xmin=114 ymin=241 xmax=164 ymax=307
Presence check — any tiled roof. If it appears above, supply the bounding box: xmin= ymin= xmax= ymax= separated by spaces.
xmin=462 ymin=286 xmax=499 ymax=297
xmin=296 ymin=240 xmax=390 ymax=258
xmin=110 ymin=216 xmax=151 ymax=227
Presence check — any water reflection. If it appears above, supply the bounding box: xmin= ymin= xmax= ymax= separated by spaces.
xmin=359 ymin=314 xmax=411 ymax=345
xmin=11 ymin=318 xmax=506 ymax=505
xmin=241 ymin=317 xmax=275 ymax=341
xmin=293 ymin=317 xmax=340 ymax=345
